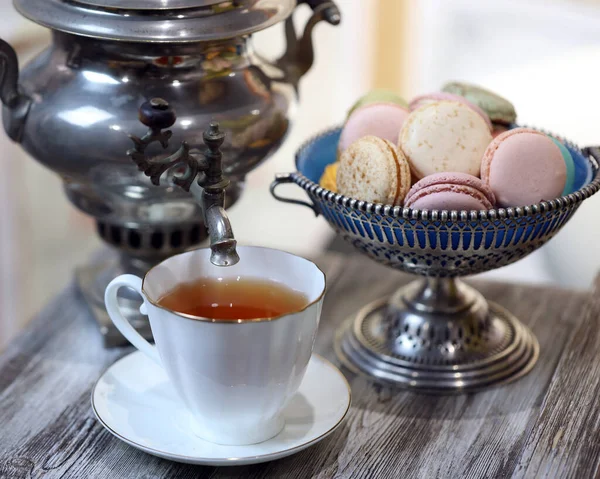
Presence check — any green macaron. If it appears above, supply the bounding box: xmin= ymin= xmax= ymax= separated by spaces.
xmin=442 ymin=82 xmax=517 ymax=125
xmin=550 ymin=136 xmax=575 ymax=195
xmin=347 ymin=89 xmax=409 ymax=117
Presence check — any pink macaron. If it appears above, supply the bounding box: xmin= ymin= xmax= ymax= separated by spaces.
xmin=404 ymin=172 xmax=496 ymax=210
xmin=409 ymin=92 xmax=493 ymax=131
xmin=481 ymin=128 xmax=567 ymax=207
xmin=338 ymin=102 xmax=411 ymax=153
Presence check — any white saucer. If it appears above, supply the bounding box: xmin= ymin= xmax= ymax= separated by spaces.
xmin=92 ymin=351 xmax=351 ymax=466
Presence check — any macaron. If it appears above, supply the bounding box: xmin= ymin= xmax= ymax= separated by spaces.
xmin=399 ymin=100 xmax=492 ymax=179
xmin=549 ymin=137 xmax=575 ymax=196
xmin=442 ymin=82 xmax=517 ymax=125
xmin=481 ymin=128 xmax=567 ymax=207
xmin=347 ymin=89 xmax=409 ymax=117
xmin=319 ymin=162 xmax=339 ymax=192
xmin=338 ymin=102 xmax=411 ymax=154
xmin=409 ymin=92 xmax=493 ymax=131
xmin=405 ymin=172 xmax=495 ymax=210
xmin=337 ymin=136 xmax=411 ymax=205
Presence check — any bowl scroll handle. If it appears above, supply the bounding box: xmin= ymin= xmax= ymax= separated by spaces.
xmin=270 ymin=173 xmax=320 ymax=216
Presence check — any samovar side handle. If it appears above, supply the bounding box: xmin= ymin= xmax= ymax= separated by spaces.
xmin=276 ymin=0 xmax=341 ymax=92
xmin=0 ymin=39 xmax=32 ymax=142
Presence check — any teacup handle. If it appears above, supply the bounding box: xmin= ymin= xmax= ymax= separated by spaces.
xmin=105 ymin=274 xmax=162 ymax=366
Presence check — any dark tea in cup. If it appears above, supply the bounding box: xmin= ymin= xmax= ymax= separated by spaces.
xmin=157 ymin=277 xmax=308 ymax=320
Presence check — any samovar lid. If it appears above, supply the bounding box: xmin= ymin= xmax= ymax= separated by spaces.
xmin=14 ymin=0 xmax=296 ymax=42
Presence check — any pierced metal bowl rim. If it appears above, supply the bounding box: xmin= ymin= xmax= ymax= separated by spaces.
xmin=292 ymin=126 xmax=600 ymax=222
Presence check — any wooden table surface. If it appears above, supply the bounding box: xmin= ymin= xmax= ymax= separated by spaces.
xmin=1 ymin=252 xmax=599 ymax=479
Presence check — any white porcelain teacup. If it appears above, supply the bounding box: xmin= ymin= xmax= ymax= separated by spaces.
xmin=104 ymin=246 xmax=325 ymax=446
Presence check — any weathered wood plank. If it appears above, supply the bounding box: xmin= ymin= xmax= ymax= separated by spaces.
xmin=0 ymin=253 xmax=594 ymax=479
xmin=0 ymin=285 xmax=122 ymax=479
xmin=514 ymin=274 xmax=600 ymax=479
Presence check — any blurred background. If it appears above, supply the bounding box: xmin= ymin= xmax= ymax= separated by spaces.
xmin=1 ymin=0 xmax=599 ymax=350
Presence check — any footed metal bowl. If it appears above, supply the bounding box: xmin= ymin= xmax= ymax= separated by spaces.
xmin=271 ymin=127 xmax=600 ymax=393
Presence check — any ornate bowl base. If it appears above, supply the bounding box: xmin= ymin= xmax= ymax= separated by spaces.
xmin=334 ymin=278 xmax=539 ymax=393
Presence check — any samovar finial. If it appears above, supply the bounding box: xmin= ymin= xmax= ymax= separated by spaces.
xmin=127 ymin=98 xmax=239 ymax=267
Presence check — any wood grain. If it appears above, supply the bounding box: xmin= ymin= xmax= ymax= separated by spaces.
xmin=514 ymin=274 xmax=600 ymax=479
xmin=0 ymin=253 xmax=595 ymax=478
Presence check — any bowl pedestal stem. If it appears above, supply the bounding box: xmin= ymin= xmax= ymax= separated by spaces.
xmin=334 ymin=277 xmax=539 ymax=393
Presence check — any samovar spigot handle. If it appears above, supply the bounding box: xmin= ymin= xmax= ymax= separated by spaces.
xmin=127 ymin=98 xmax=240 ymax=267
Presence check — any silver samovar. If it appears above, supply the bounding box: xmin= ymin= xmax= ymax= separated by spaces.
xmin=0 ymin=0 xmax=340 ymax=345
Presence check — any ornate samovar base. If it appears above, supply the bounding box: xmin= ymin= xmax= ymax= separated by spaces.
xmin=334 ymin=278 xmax=539 ymax=393
xmin=76 ymin=210 xmax=215 ymax=346
xmin=76 ymin=222 xmax=208 ymax=347
xmin=75 ymin=216 xmax=212 ymax=346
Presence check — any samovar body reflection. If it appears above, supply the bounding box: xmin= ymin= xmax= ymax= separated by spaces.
xmin=0 ymin=0 xmax=340 ymax=344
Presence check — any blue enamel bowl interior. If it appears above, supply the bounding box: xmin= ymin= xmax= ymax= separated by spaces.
xmin=296 ymin=127 xmax=592 ymax=195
